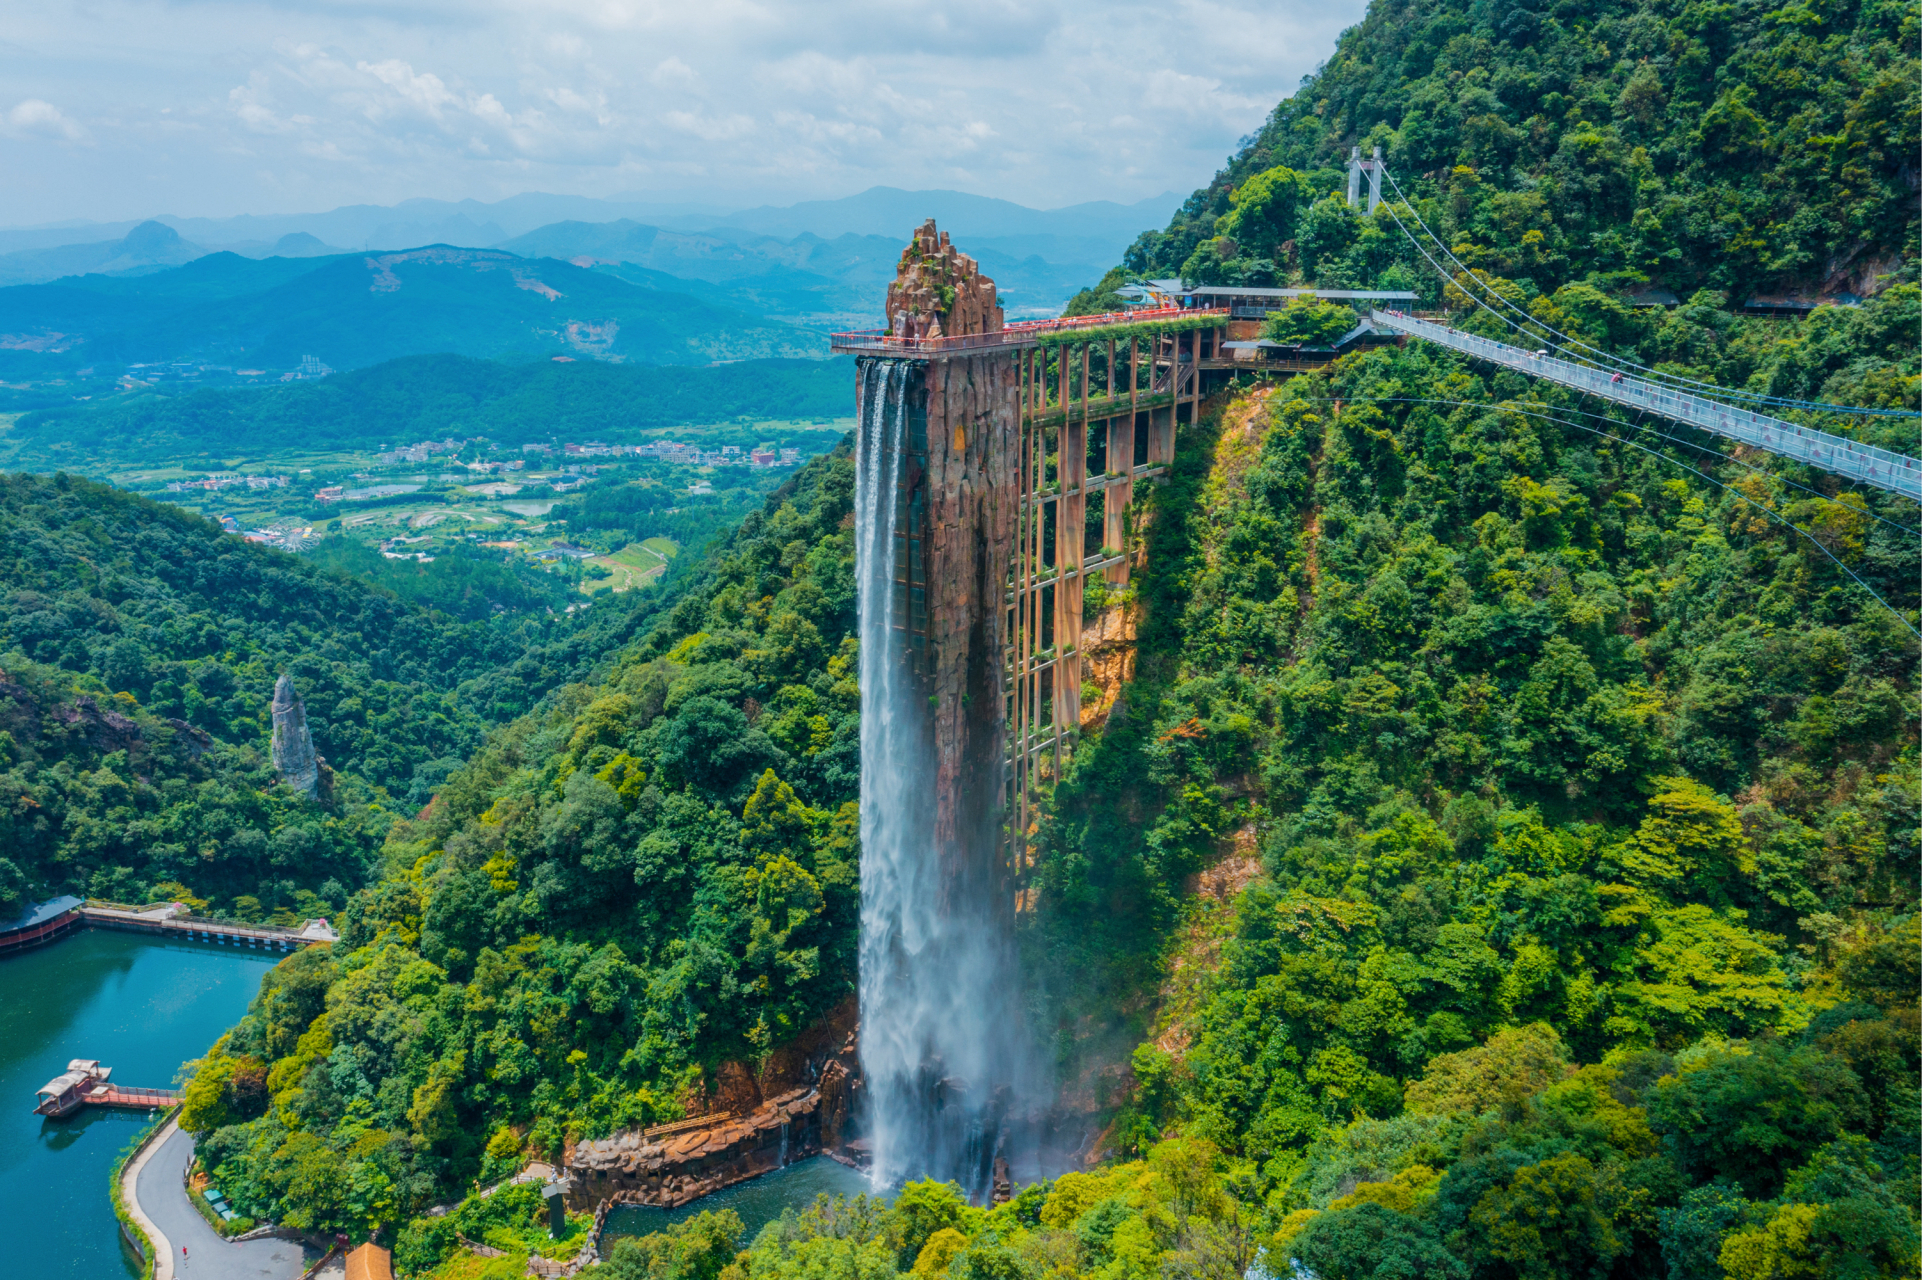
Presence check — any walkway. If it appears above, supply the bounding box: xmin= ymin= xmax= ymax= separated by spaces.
xmin=1369 ymin=310 xmax=1922 ymax=501
xmin=131 ymin=1120 xmax=314 ymax=1279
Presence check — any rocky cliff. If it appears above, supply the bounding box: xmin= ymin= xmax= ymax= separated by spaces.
xmin=269 ymin=674 xmax=319 ymax=796
xmin=563 ymin=1000 xmax=860 ymax=1209
xmin=886 ymin=219 xmax=1005 ymax=340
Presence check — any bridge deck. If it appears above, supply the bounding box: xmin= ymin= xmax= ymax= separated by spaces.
xmin=1370 ymin=310 xmax=1922 ymax=500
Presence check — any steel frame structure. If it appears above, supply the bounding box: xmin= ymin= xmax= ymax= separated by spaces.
xmin=1002 ymin=323 xmax=1222 ymax=902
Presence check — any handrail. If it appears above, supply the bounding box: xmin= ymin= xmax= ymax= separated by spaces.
xmin=830 ymin=307 xmax=1229 ymax=355
xmin=1370 ymin=311 xmax=1922 ymax=501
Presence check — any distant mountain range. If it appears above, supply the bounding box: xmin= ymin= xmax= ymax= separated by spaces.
xmin=494 ymin=221 xmax=1101 ymax=322
xmin=0 ymin=245 xmax=823 ymax=374
xmin=0 ymin=187 xmax=1183 ymax=313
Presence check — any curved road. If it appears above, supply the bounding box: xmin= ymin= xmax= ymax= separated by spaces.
xmin=134 ymin=1123 xmax=314 ymax=1279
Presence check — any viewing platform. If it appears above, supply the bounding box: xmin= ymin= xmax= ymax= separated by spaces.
xmin=0 ymin=895 xmax=86 ymax=955
xmin=33 ymin=1060 xmax=181 ymax=1117
xmin=829 ymin=305 xmax=1227 ymax=355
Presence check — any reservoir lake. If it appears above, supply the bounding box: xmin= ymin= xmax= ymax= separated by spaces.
xmin=0 ymin=929 xmax=279 ymax=1278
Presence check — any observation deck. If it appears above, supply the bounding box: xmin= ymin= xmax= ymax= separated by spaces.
xmin=829 ymin=305 xmax=1227 ymax=356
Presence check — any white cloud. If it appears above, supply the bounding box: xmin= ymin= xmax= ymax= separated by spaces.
xmin=0 ymin=0 xmax=1370 ymax=224
xmin=4 ymin=99 xmax=91 ymax=143
xmin=356 ymin=59 xmax=462 ymax=119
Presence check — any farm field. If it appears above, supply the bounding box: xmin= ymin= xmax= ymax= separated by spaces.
xmin=580 ymin=539 xmax=678 ymax=594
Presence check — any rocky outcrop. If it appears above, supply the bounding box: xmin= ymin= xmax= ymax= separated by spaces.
xmin=564 ymin=1001 xmax=861 ymax=1210
xmin=566 ymin=1086 xmax=830 ymax=1210
xmin=1078 ymin=601 xmax=1139 ymax=732
xmin=886 ymin=219 xmax=1004 ymax=340
xmin=48 ymin=695 xmax=143 ymax=754
xmin=269 ymin=674 xmax=319 ymax=796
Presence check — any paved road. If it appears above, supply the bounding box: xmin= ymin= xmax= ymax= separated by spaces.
xmin=136 ymin=1124 xmax=314 ymax=1279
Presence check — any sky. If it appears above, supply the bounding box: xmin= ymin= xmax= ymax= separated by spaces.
xmin=1 ymin=0 xmax=1370 ymax=229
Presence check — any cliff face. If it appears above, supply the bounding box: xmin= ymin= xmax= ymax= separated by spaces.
xmin=917 ymin=352 xmax=1020 ymax=907
xmin=875 ymin=219 xmax=1021 ymax=901
xmin=269 ymin=674 xmax=319 ymax=796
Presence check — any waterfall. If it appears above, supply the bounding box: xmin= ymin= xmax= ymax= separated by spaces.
xmin=855 ymin=359 xmax=1028 ymax=1196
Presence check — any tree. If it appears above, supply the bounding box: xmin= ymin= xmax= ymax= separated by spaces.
xmin=1263 ymin=299 xmax=1360 ymax=347
xmin=1469 ymin=1154 xmax=1626 ymax=1280
xmin=1647 ymin=1044 xmax=1869 ymax=1198
xmin=1403 ymin=1024 xmax=1571 ymax=1117
xmin=1288 ymin=1203 xmax=1467 ymax=1280
xmin=600 ymin=1210 xmax=745 ymax=1280
xmin=1219 ymin=167 xmax=1313 ymax=258
xmin=892 ymin=1180 xmax=974 ymax=1270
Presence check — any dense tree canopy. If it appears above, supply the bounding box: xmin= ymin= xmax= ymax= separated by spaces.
xmin=11 ymin=353 xmax=851 ymax=462
xmin=159 ymin=0 xmax=1919 ymax=1273
xmin=1117 ymin=0 xmax=1916 ymax=305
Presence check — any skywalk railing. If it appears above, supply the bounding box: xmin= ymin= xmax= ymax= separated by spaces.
xmin=829 ymin=306 xmax=1228 ymax=356
xmin=1370 ymin=310 xmax=1922 ymax=501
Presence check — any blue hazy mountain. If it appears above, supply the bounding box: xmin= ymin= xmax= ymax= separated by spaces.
xmin=690 ymin=186 xmax=1182 ymax=247
xmin=0 ymin=246 xmax=823 ymax=373
xmin=0 ymin=188 xmax=1182 ymax=308
xmin=494 ymin=223 xmax=937 ymax=320
xmin=0 ymin=221 xmax=211 ymax=287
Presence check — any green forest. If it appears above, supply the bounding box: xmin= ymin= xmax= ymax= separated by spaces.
xmin=0 ymin=471 xmax=728 ymax=922
xmin=177 ymin=446 xmax=865 ymax=1260
xmin=118 ymin=0 xmax=1921 ymax=1273
xmin=1110 ymin=0 xmax=1914 ymax=302
xmin=8 ymin=353 xmax=852 ymax=463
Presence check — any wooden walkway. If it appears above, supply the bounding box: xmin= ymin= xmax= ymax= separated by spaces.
xmin=84 ymin=1084 xmax=181 ymax=1110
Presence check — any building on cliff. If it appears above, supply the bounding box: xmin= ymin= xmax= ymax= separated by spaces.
xmin=269 ymin=674 xmax=320 ymax=796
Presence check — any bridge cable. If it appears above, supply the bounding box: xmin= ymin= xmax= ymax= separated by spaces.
xmin=1372 ymin=166 xmax=1922 ymax=421
xmin=1373 ymin=163 xmax=1920 ymax=419
xmin=1274 ymin=392 xmax=1921 ymax=640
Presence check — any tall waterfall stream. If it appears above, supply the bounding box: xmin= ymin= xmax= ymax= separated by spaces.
xmin=854 ymin=360 xmax=1034 ymax=1196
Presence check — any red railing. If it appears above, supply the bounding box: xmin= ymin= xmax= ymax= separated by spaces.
xmin=91 ymin=1085 xmax=181 ymax=1107
xmin=829 ymin=306 xmax=1229 ymax=355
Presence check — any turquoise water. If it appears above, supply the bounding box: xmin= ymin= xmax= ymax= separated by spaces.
xmin=601 ymin=1156 xmax=880 ymax=1245
xmin=0 ymin=929 xmax=279 ymax=1278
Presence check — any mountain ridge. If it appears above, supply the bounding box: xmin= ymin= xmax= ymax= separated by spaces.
xmin=0 ymin=245 xmax=825 ymax=373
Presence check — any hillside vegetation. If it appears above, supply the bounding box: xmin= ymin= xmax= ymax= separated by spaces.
xmin=151 ymin=0 xmax=1920 ymax=1273
xmin=1020 ymin=0 xmax=1921 ymax=1272
xmin=0 ymin=473 xmax=497 ymax=918
xmin=1118 ymin=0 xmax=1915 ymax=304
xmin=0 ymin=472 xmax=716 ymax=921
xmin=176 ymin=446 xmax=864 ymax=1261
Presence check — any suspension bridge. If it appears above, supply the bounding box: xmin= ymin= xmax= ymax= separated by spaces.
xmin=1369 ymin=309 xmax=1922 ymax=501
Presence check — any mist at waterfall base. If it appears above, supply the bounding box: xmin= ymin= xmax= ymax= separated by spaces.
xmin=854 ymin=360 xmax=1040 ymax=1197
